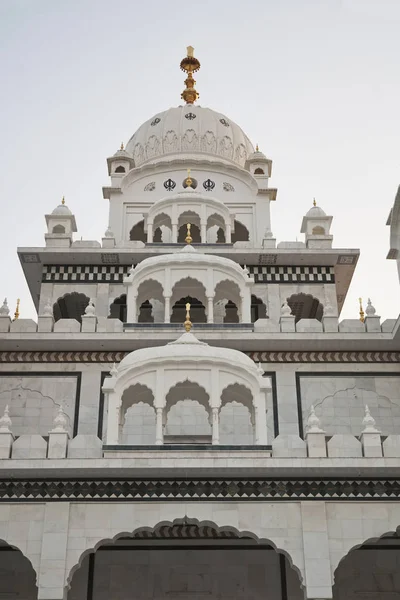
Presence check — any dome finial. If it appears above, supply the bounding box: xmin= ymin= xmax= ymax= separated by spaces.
xmin=256 ymin=144 xmax=259 ymax=152
xmin=185 ymin=223 xmax=193 ymax=245
xmin=313 ymin=197 xmax=316 ymax=207
xmin=185 ymin=168 xmax=193 ymax=189
xmin=13 ymin=298 xmax=20 ymax=321
xmin=184 ymin=302 xmax=192 ymax=332
xmin=180 ymin=46 xmax=200 ymax=104
xmin=62 ymin=196 xmax=65 ymax=205
xmin=359 ymin=297 xmax=365 ymax=323
xmin=120 ymin=142 xmax=124 ymax=151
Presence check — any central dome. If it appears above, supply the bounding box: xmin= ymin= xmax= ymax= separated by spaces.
xmin=126 ymin=105 xmax=254 ymax=169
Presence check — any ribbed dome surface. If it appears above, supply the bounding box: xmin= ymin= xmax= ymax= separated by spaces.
xmin=126 ymin=106 xmax=254 ymax=168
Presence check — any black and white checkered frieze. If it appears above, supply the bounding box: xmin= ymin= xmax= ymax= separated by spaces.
xmin=42 ymin=264 xmax=335 ymax=284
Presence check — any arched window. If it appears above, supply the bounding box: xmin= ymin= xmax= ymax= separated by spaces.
xmin=231 ymin=220 xmax=249 ymax=243
xmin=138 ymin=299 xmax=154 ymax=323
xmin=130 ymin=220 xmax=146 ymax=242
xmin=171 ymin=296 xmax=206 ymax=323
xmin=254 ymin=167 xmax=264 ymax=175
xmin=153 ymin=227 xmax=162 ymax=242
xmin=115 ymin=165 xmax=126 ymax=173
xmin=216 ymin=228 xmax=226 ymax=243
xmin=251 ymin=295 xmax=267 ymax=322
xmin=178 ymin=223 xmax=201 ymax=243
xmin=52 ymin=224 xmax=65 ymax=234
xmin=287 ymin=293 xmax=324 ymax=323
xmin=312 ymin=225 xmax=325 ymax=235
xmin=223 ymin=300 xmax=239 ymax=323
xmin=53 ymin=292 xmax=90 ymax=323
xmin=109 ymin=294 xmax=127 ymax=321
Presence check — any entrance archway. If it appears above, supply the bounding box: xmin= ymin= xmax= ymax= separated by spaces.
xmin=67 ymin=519 xmax=305 ymax=600
xmin=0 ymin=540 xmax=37 ymax=599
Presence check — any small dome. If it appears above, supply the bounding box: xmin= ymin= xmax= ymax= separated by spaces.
xmin=118 ymin=330 xmax=258 ymax=373
xmin=305 ymin=205 xmax=327 ymax=218
xmin=247 ymin=149 xmax=268 ymax=162
xmin=113 ymin=148 xmax=132 ymax=159
xmin=126 ymin=105 xmax=255 ymax=169
xmin=52 ymin=203 xmax=72 ymax=216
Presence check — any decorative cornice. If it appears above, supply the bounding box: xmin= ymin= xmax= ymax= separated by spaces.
xmin=0 ymin=351 xmax=399 ymax=364
xmin=0 ymin=478 xmax=400 ymax=501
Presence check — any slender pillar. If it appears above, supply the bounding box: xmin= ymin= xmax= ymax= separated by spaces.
xmin=155 ymin=408 xmax=164 ymax=445
xmin=200 ymin=222 xmax=207 ymax=243
xmin=164 ymin=296 xmax=171 ymax=323
xmin=226 ymin=222 xmax=232 ymax=243
xmin=147 ymin=222 xmax=153 ymax=243
xmin=207 ymin=296 xmax=214 ymax=323
xmin=172 ymin=223 xmax=178 ymax=243
xmin=130 ymin=295 xmax=137 ymax=323
xmin=211 ymin=408 xmax=220 ymax=445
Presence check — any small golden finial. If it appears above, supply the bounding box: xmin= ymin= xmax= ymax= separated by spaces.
xmin=14 ymin=298 xmax=20 ymax=321
xmin=359 ymin=297 xmax=365 ymax=323
xmin=61 ymin=196 xmax=65 ymax=205
xmin=185 ymin=223 xmax=193 ymax=245
xmin=256 ymin=144 xmax=259 ymax=152
xmin=313 ymin=198 xmax=316 ymax=207
xmin=184 ymin=302 xmax=192 ymax=332
xmin=120 ymin=142 xmax=124 ymax=151
xmin=185 ymin=168 xmax=193 ymax=188
xmin=180 ymin=46 xmax=200 ymax=104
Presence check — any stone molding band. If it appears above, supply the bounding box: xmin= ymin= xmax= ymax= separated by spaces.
xmin=0 ymin=351 xmax=399 ymax=363
xmin=0 ymin=478 xmax=400 ymax=500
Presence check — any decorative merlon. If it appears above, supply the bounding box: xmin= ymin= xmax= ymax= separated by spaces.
xmin=110 ymin=362 xmax=118 ymax=377
xmin=280 ymin=301 xmax=292 ymax=317
xmin=0 ymin=298 xmax=10 ymax=316
xmin=361 ymin=404 xmax=380 ymax=434
xmin=306 ymin=405 xmax=325 ymax=434
xmin=50 ymin=406 xmax=68 ymax=433
xmin=0 ymin=405 xmax=12 ymax=433
xmin=84 ymin=299 xmax=96 ymax=317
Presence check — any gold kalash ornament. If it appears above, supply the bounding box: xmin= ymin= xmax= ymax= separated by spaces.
xmin=359 ymin=297 xmax=365 ymax=323
xmin=184 ymin=302 xmax=192 ymax=332
xmin=185 ymin=223 xmax=193 ymax=245
xmin=180 ymin=46 xmax=200 ymax=104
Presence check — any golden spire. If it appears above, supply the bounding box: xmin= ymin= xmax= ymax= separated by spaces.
xmin=185 ymin=223 xmax=193 ymax=245
xmin=184 ymin=302 xmax=192 ymax=332
xmin=313 ymin=198 xmax=317 ymax=207
xmin=256 ymin=144 xmax=259 ymax=152
xmin=180 ymin=46 xmax=200 ymax=104
xmin=13 ymin=298 xmax=20 ymax=321
xmin=185 ymin=168 xmax=193 ymax=188
xmin=61 ymin=196 xmax=65 ymax=205
xmin=120 ymin=142 xmax=124 ymax=150
xmin=359 ymin=297 xmax=365 ymax=323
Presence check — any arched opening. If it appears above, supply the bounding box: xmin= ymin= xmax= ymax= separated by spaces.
xmin=216 ymin=227 xmax=226 ymax=243
xmin=206 ymin=213 xmax=226 ymax=243
xmin=214 ymin=280 xmax=242 ymax=324
xmin=115 ymin=165 xmax=126 ymax=173
xmin=130 ymin=220 xmax=146 ymax=242
xmin=286 ymin=293 xmax=324 ymax=323
xmin=333 ymin=532 xmax=400 ymax=598
xmin=109 ymin=294 xmax=127 ymax=321
xmin=52 ymin=224 xmax=65 ymax=234
xmin=231 ymin=220 xmax=249 ymax=243
xmin=153 ymin=212 xmax=172 ymax=243
xmin=254 ymin=167 xmax=265 ymax=175
xmin=67 ymin=519 xmax=305 ymax=600
xmin=312 ymin=225 xmax=325 ymax=234
xmin=171 ymin=296 xmax=206 ymax=323
xmin=136 ymin=279 xmax=164 ymax=323
xmin=164 ymin=381 xmax=211 ymax=441
xmin=220 ymin=383 xmax=255 ymax=444
xmin=0 ymin=541 xmax=37 ymax=599
xmin=53 ymin=292 xmax=89 ymax=323
xmin=120 ymin=383 xmax=155 ymax=444
xmin=251 ymin=294 xmax=267 ymax=322
xmin=171 ymin=277 xmax=207 ymax=323
xmin=178 ymin=223 xmax=201 ymax=243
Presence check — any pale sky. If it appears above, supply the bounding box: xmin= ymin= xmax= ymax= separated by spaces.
xmin=0 ymin=0 xmax=399 ymax=321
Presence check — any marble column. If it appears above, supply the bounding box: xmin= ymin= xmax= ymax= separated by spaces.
xmin=211 ymin=408 xmax=220 ymax=445
xmin=226 ymin=222 xmax=232 ymax=243
xmin=155 ymin=408 xmax=164 ymax=445
xmin=130 ymin=295 xmax=137 ymax=323
xmin=147 ymin=222 xmax=153 ymax=243
xmin=201 ymin=222 xmax=207 ymax=243
xmin=207 ymin=297 xmax=214 ymax=323
xmin=172 ymin=223 xmax=178 ymax=243
xmin=164 ymin=296 xmax=171 ymax=323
